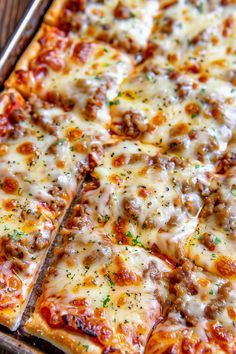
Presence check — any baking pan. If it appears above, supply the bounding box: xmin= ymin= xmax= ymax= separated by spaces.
xmin=0 ymin=0 xmax=73 ymax=353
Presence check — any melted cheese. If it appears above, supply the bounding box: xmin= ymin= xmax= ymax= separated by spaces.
xmin=186 ymin=165 xmax=236 ymax=278
xmin=0 ymin=114 xmax=78 ymax=203
xmin=80 ymin=140 xmax=212 ymax=261
xmin=146 ymin=265 xmax=236 ymax=353
xmin=46 ymin=0 xmax=159 ymax=53
xmin=111 ymin=67 xmax=236 ymax=165
xmin=7 ymin=25 xmax=133 ymax=128
xmin=0 ymin=95 xmax=110 ymax=205
xmin=0 ymin=193 xmax=55 ymax=294
xmin=27 ymin=227 xmax=172 ymax=353
xmin=149 ymin=0 xmax=236 ymax=80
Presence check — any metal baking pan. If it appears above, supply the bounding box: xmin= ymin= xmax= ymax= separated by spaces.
xmin=0 ymin=0 xmax=74 ymax=353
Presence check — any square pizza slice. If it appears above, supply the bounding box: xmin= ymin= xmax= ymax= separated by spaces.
xmin=110 ymin=64 xmax=236 ymax=166
xmin=6 ymin=24 xmax=133 ymax=128
xmin=0 ymin=192 xmax=57 ymax=330
xmin=25 ymin=215 xmax=173 ymax=353
xmin=146 ymin=260 xmax=236 ymax=353
xmin=0 ymin=91 xmax=83 ymax=210
xmin=145 ymin=0 xmax=236 ymax=81
xmin=45 ymin=0 xmax=159 ymax=55
xmin=74 ymin=140 xmax=212 ymax=262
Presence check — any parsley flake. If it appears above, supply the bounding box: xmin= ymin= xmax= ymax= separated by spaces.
xmin=102 ymin=295 xmax=111 ymax=308
xmin=11 ymin=229 xmax=25 ymax=241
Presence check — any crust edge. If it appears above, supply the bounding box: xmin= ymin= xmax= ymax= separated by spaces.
xmin=25 ymin=312 xmax=102 ymax=354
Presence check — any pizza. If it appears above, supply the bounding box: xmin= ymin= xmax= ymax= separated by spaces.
xmin=110 ymin=65 xmax=236 ymax=166
xmin=146 ymin=260 xmax=236 ymax=353
xmin=145 ymin=0 xmax=236 ymax=79
xmin=0 ymin=0 xmax=236 ymax=352
xmin=45 ymin=0 xmax=159 ymax=55
xmin=186 ymin=138 xmax=236 ymax=278
xmin=0 ymin=89 xmax=107 ymax=330
xmin=6 ymin=24 xmax=133 ymax=128
xmin=75 ymin=140 xmax=213 ymax=261
xmin=26 ymin=210 xmax=173 ymax=353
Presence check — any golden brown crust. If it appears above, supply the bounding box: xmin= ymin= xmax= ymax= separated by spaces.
xmin=44 ymin=0 xmax=67 ymax=25
xmin=25 ymin=313 xmax=102 ymax=354
xmin=0 ymin=88 xmax=25 ymax=105
xmin=0 ymin=310 xmax=21 ymax=331
xmin=5 ymin=24 xmax=51 ymax=97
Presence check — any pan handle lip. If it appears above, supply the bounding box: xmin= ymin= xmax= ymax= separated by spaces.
xmin=0 ymin=0 xmax=52 ymax=89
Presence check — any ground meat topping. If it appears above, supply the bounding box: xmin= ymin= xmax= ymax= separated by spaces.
xmin=114 ymin=1 xmax=132 ymax=19
xmin=158 ymin=17 xmax=176 ymax=34
xmin=122 ymin=197 xmax=142 ymax=220
xmin=84 ymin=87 xmax=106 ymax=120
xmin=73 ymin=42 xmax=93 ymax=63
xmin=121 ymin=110 xmax=148 ymax=138
xmin=204 ymin=282 xmax=232 ymax=320
xmin=66 ymin=0 xmax=86 ymax=12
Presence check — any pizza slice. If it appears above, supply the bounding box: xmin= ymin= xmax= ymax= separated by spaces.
xmin=28 ymin=94 xmax=110 ymax=174
xmin=0 ymin=192 xmax=57 ymax=330
xmin=45 ymin=0 xmax=159 ymax=55
xmin=110 ymin=65 xmax=236 ymax=166
xmin=0 ymin=90 xmax=78 ymax=329
xmin=186 ymin=141 xmax=236 ymax=278
xmin=146 ymin=0 xmax=236 ymax=81
xmin=6 ymin=24 xmax=133 ymax=128
xmin=26 ymin=217 xmax=173 ymax=353
xmin=76 ymin=140 xmax=212 ymax=262
xmin=146 ymin=260 xmax=236 ymax=353
xmin=0 ymin=89 xmax=108 ymax=330
xmin=0 ymin=99 xmax=79 ymax=209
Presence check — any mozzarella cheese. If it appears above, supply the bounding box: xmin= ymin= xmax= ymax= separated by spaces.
xmin=146 ymin=262 xmax=236 ymax=353
xmin=111 ymin=66 xmax=236 ymax=165
xmin=45 ymin=0 xmax=159 ymax=53
xmin=0 ymin=89 xmax=109 ymax=330
xmin=26 ymin=226 xmax=172 ymax=353
xmin=79 ymin=140 xmax=212 ymax=261
xmin=186 ymin=162 xmax=236 ymax=278
xmin=148 ymin=0 xmax=236 ymax=80
xmin=7 ymin=25 xmax=133 ymax=128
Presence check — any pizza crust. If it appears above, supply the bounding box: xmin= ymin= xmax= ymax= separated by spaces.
xmin=44 ymin=0 xmax=67 ymax=25
xmin=6 ymin=25 xmax=52 ymax=97
xmin=25 ymin=313 xmax=102 ymax=354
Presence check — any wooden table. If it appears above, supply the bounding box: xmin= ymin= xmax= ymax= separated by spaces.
xmin=0 ymin=0 xmax=32 ymax=51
